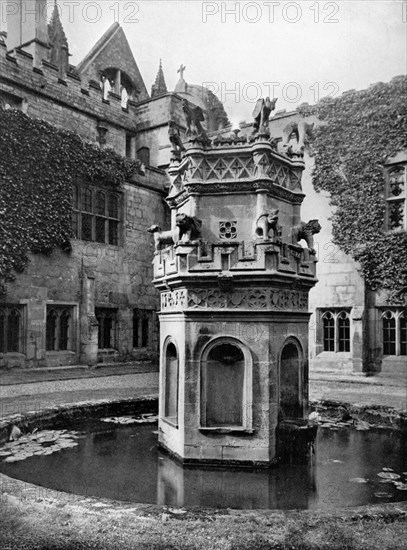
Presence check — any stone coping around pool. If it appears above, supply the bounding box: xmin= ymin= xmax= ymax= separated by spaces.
xmin=0 ymin=396 xmax=159 ymax=445
xmin=0 ymin=397 xmax=407 ymax=520
xmin=1 ymin=470 xmax=407 ymax=524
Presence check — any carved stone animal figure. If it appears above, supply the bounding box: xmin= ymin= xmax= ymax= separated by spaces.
xmin=168 ymin=121 xmax=185 ymax=152
xmin=148 ymin=225 xmax=177 ymax=252
xmin=176 ymin=212 xmax=202 ymax=242
xmin=182 ymin=99 xmax=206 ymax=136
xmin=255 ymin=209 xmax=281 ymax=241
xmin=148 ymin=213 xmax=202 ymax=252
xmin=291 ymin=219 xmax=321 ymax=253
xmin=283 ymin=120 xmax=315 ymax=149
xmin=252 ymin=97 xmax=278 ymax=134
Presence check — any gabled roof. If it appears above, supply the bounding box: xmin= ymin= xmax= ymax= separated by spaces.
xmin=76 ymin=23 xmax=148 ymax=100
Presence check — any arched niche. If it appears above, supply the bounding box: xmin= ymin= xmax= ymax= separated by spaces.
xmin=279 ymin=338 xmax=303 ymax=420
xmin=200 ymin=337 xmax=252 ymax=430
xmin=163 ymin=339 xmax=179 ymax=426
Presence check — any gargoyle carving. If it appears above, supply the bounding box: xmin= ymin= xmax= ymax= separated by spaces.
xmin=148 ymin=213 xmax=202 ymax=252
xmin=182 ymin=99 xmax=206 ymax=138
xmin=291 ymin=219 xmax=321 ymax=253
xmin=255 ymin=209 xmax=281 ymax=241
xmin=252 ymin=97 xmax=278 ymax=135
xmin=168 ymin=121 xmax=185 ymax=152
xmin=283 ymin=120 xmax=315 ymax=152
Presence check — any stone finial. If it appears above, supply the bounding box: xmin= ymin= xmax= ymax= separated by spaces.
xmin=48 ymin=0 xmax=70 ymax=77
xmin=151 ymin=59 xmax=168 ymax=98
xmin=177 ymin=64 xmax=186 ymax=79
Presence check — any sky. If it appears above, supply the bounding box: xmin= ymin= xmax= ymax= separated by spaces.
xmin=1 ymin=1 xmax=406 ymax=124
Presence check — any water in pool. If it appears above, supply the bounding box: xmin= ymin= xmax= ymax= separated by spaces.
xmin=1 ymin=417 xmax=406 ymax=510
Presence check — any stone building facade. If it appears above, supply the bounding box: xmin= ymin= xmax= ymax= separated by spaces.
xmin=0 ymin=1 xmax=227 ymax=368
xmin=0 ymin=1 xmax=405 ymax=378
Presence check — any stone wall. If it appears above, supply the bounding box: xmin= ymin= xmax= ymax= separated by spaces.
xmin=0 ymin=177 xmax=169 ymax=369
xmin=0 ymin=42 xmax=138 ymax=155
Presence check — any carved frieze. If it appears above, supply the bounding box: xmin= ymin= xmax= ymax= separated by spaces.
xmin=185 ymin=288 xmax=308 ymax=311
xmin=161 ymin=289 xmax=187 ymax=311
xmin=160 ymin=287 xmax=308 ymax=312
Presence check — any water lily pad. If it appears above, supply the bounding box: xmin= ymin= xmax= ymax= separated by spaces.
xmin=377 ymin=472 xmax=400 ymax=480
xmin=349 ymin=477 xmax=369 ymax=483
xmin=0 ymin=450 xmax=13 ymax=457
xmin=382 ymin=467 xmax=394 ymax=472
xmin=394 ymin=482 xmax=407 ymax=490
xmin=374 ymin=492 xmax=393 ymax=498
xmin=379 ymin=479 xmax=395 ymax=483
xmin=4 ymin=456 xmax=19 ymax=462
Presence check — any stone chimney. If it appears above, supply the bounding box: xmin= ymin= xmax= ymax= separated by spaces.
xmin=6 ymin=0 xmax=50 ymax=66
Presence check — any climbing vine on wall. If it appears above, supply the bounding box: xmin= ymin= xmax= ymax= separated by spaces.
xmin=0 ymin=109 xmax=139 ymax=287
xmin=298 ymin=76 xmax=407 ymax=303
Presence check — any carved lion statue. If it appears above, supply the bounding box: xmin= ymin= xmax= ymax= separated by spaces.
xmin=255 ymin=209 xmax=281 ymax=241
xmin=148 ymin=213 xmax=202 ymax=252
xmin=175 ymin=213 xmax=202 ymax=242
xmin=291 ymin=219 xmax=321 ymax=253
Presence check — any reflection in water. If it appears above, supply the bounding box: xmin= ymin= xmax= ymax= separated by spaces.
xmin=0 ymin=420 xmax=406 ymax=510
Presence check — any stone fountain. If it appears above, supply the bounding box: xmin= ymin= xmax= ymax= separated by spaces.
xmin=149 ymin=99 xmax=319 ymax=466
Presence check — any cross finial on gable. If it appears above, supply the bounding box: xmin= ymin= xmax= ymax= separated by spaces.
xmin=177 ymin=64 xmax=186 ymax=79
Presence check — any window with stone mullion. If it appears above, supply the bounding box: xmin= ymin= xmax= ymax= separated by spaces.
xmin=382 ymin=310 xmax=407 ymax=356
xmin=385 ymin=165 xmax=406 ymax=231
xmin=72 ymin=185 xmax=120 ymax=245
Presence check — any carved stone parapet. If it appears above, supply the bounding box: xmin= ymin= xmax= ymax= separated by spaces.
xmin=152 ymin=240 xmax=317 ymax=281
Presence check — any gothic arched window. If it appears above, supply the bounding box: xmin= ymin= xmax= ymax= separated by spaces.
xmin=0 ymin=306 xmax=23 ymax=354
xmin=381 ymin=309 xmax=406 ymax=356
xmin=321 ymin=309 xmax=351 ymax=353
xmin=46 ymin=306 xmax=73 ymax=351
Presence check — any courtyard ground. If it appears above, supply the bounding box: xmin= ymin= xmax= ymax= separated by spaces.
xmin=0 ymin=363 xmax=406 ymax=549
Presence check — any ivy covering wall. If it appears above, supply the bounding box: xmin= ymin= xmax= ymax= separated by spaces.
xmin=0 ymin=109 xmax=138 ymax=286
xmin=299 ymin=76 xmax=407 ymax=303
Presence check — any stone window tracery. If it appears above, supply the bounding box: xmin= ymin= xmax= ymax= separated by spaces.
xmin=0 ymin=305 xmax=23 ymax=354
xmin=381 ymin=309 xmax=406 ymax=356
xmin=385 ymin=165 xmax=406 ymax=231
xmin=219 ymin=221 xmax=237 ymax=240
xmin=46 ymin=306 xmax=73 ymax=352
xmin=72 ymin=185 xmax=121 ymax=246
xmin=320 ymin=309 xmax=351 ymax=353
